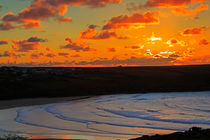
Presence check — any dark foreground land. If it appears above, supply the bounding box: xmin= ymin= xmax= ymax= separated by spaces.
xmin=0 ymin=127 xmax=210 ymax=140
xmin=1 ymin=65 xmax=210 ymax=100
xmin=131 ymin=127 xmax=210 ymax=140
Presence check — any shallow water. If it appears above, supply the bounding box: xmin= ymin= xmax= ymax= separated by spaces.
xmin=1 ymin=91 xmax=210 ymax=139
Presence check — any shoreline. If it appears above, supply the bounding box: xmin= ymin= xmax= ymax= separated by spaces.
xmin=0 ymin=96 xmax=91 ymax=110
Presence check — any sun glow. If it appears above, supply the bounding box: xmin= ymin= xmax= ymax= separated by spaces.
xmin=148 ymin=32 xmax=162 ymax=42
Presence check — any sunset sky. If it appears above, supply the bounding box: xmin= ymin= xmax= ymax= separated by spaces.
xmin=0 ymin=0 xmax=210 ymax=67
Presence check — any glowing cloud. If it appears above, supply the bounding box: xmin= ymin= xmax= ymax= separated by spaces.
xmin=103 ymin=12 xmax=159 ymax=30
xmin=166 ymin=39 xmax=186 ymax=47
xmin=172 ymin=4 xmax=208 ymax=18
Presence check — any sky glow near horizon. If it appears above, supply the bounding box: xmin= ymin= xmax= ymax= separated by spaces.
xmin=0 ymin=0 xmax=210 ymax=67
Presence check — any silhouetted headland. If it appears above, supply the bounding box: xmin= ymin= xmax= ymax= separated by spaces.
xmin=1 ymin=64 xmax=210 ymax=100
xmin=131 ymin=127 xmax=210 ymax=140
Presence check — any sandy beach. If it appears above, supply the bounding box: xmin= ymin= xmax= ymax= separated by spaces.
xmin=0 ymin=96 xmax=90 ymax=110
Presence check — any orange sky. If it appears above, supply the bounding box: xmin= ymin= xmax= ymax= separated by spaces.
xmin=0 ymin=0 xmax=210 ymax=67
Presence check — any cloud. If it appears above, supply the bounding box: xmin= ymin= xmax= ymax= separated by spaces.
xmin=0 ymin=40 xmax=8 ymax=45
xmin=172 ymin=4 xmax=208 ymax=18
xmin=182 ymin=27 xmax=206 ymax=36
xmin=27 ymin=36 xmax=47 ymax=42
xmin=30 ymin=52 xmax=44 ymax=59
xmin=45 ymin=52 xmax=56 ymax=58
xmin=125 ymin=46 xmax=141 ymax=49
xmin=71 ymin=54 xmax=80 ymax=57
xmin=166 ymin=39 xmax=186 ymax=47
xmin=30 ymin=52 xmax=56 ymax=59
xmin=75 ymin=56 xmax=174 ymax=66
xmin=0 ymin=0 xmax=121 ymax=30
xmin=58 ymin=52 xmax=70 ymax=57
xmin=102 ymin=11 xmax=159 ymax=30
xmin=137 ymin=0 xmax=207 ymax=9
xmin=0 ymin=22 xmax=14 ymax=31
xmin=80 ymin=25 xmax=128 ymax=40
xmin=12 ymin=36 xmax=46 ymax=52
xmin=0 ymin=56 xmax=175 ymax=67
xmin=23 ymin=21 xmax=41 ymax=29
xmin=169 ymin=54 xmax=180 ymax=58
xmin=0 ymin=50 xmax=23 ymax=58
xmin=199 ymin=39 xmax=210 ymax=45
xmin=46 ymin=47 xmax=52 ymax=51
xmin=174 ymin=55 xmax=210 ymax=65
xmin=107 ymin=48 xmax=116 ymax=52
xmin=58 ymin=17 xmax=72 ymax=24
xmin=61 ymin=37 xmax=96 ymax=52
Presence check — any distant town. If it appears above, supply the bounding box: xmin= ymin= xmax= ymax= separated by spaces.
xmin=0 ymin=66 xmax=83 ymax=82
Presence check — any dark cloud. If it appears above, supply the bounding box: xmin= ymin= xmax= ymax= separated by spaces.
xmin=75 ymin=56 xmax=174 ymax=66
xmin=58 ymin=52 xmax=70 ymax=57
xmin=125 ymin=46 xmax=140 ymax=49
xmin=80 ymin=24 xmax=128 ymax=40
xmin=27 ymin=36 xmax=47 ymax=42
xmin=45 ymin=53 xmax=56 ymax=58
xmin=0 ymin=23 xmax=14 ymax=31
xmin=12 ymin=36 xmax=45 ymax=52
xmin=0 ymin=50 xmax=24 ymax=58
xmin=61 ymin=37 xmax=96 ymax=52
xmin=0 ymin=56 xmax=175 ymax=66
xmin=88 ymin=24 xmax=97 ymax=29
xmin=30 ymin=52 xmax=56 ymax=59
xmin=30 ymin=52 xmax=44 ymax=59
xmin=169 ymin=54 xmax=180 ymax=58
xmin=107 ymin=48 xmax=116 ymax=52
xmin=199 ymin=39 xmax=209 ymax=45
xmin=0 ymin=40 xmax=8 ymax=45
xmin=182 ymin=27 xmax=206 ymax=35
xmin=71 ymin=54 xmax=80 ymax=57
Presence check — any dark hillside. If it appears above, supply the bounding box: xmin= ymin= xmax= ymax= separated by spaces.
xmin=1 ymin=65 xmax=210 ymax=100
